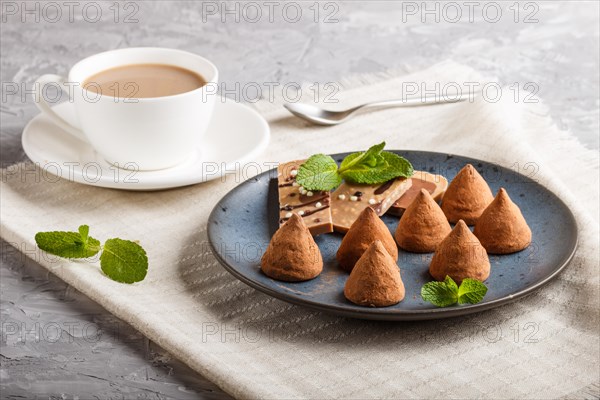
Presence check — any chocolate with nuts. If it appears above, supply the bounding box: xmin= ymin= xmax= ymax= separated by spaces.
xmin=277 ymin=160 xmax=333 ymax=236
xmin=331 ymin=178 xmax=412 ymax=233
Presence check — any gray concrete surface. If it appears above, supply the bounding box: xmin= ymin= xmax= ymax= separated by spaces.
xmin=1 ymin=1 xmax=599 ymax=398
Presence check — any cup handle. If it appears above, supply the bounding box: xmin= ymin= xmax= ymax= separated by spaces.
xmin=33 ymin=74 xmax=88 ymax=142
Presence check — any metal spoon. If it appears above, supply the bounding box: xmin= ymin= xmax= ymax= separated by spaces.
xmin=284 ymin=93 xmax=476 ymax=126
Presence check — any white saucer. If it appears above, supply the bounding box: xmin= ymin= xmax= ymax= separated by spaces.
xmin=22 ymin=98 xmax=270 ymax=190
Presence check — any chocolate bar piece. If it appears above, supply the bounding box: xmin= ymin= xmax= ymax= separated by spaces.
xmin=387 ymin=171 xmax=448 ymax=216
xmin=331 ymin=178 xmax=412 ymax=233
xmin=277 ymin=160 xmax=334 ymax=236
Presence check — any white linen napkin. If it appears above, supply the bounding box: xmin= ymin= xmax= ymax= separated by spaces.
xmin=2 ymin=61 xmax=598 ymax=399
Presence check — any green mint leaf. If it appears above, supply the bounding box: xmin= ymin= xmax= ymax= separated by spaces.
xmin=342 ymin=151 xmax=414 ymax=184
xmin=457 ymin=278 xmax=488 ymax=304
xmin=444 ymin=275 xmax=458 ymax=293
xmin=338 ymin=152 xmax=382 ymax=180
xmin=421 ymin=276 xmax=459 ymax=307
xmin=339 ymin=142 xmax=386 ymax=173
xmin=296 ymin=154 xmax=342 ymax=191
xmin=380 ymin=152 xmax=414 ymax=178
xmin=35 ymin=228 xmax=101 ymax=259
xmin=422 ymin=276 xmax=488 ymax=307
xmin=78 ymin=225 xmax=89 ymax=246
xmin=295 ymin=142 xmax=414 ymax=189
xmin=100 ymin=238 xmax=148 ymax=284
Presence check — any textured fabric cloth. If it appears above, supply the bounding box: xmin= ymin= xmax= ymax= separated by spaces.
xmin=2 ymin=61 xmax=598 ymax=399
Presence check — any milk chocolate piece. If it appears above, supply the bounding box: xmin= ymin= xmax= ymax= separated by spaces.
xmin=387 ymin=171 xmax=448 ymax=216
xmin=330 ymin=178 xmax=412 ymax=233
xmin=277 ymin=160 xmax=333 ymax=236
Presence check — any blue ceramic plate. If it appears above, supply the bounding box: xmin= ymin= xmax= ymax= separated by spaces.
xmin=207 ymin=151 xmax=578 ymax=320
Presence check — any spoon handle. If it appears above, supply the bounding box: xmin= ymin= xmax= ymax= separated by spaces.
xmin=359 ymin=92 xmax=477 ymax=110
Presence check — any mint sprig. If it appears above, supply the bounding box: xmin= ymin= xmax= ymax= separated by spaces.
xmin=338 ymin=142 xmax=386 ymax=172
xmin=35 ymin=225 xmax=101 ymax=258
xmin=420 ymin=276 xmax=459 ymax=307
xmin=35 ymin=225 xmax=148 ymax=284
xmin=295 ymin=154 xmax=342 ymax=191
xmin=457 ymin=278 xmax=488 ymax=304
xmin=296 ymin=142 xmax=413 ymax=191
xmin=421 ymin=276 xmax=488 ymax=307
xmin=343 ymin=151 xmax=414 ymax=184
xmin=100 ymin=238 xmax=148 ymax=284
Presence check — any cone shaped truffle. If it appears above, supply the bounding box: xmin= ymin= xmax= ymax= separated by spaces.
xmin=261 ymin=214 xmax=323 ymax=282
xmin=429 ymin=220 xmax=490 ymax=283
xmin=344 ymin=240 xmax=405 ymax=307
xmin=337 ymin=207 xmax=398 ymax=272
xmin=441 ymin=164 xmax=493 ymax=225
xmin=474 ymin=188 xmax=532 ymax=254
xmin=395 ymin=189 xmax=452 ymax=252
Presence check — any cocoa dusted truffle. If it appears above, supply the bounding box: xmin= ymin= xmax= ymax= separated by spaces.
xmin=441 ymin=164 xmax=494 ymax=225
xmin=336 ymin=207 xmax=398 ymax=272
xmin=395 ymin=188 xmax=452 ymax=253
xmin=474 ymin=188 xmax=532 ymax=254
xmin=261 ymin=214 xmax=323 ymax=282
xmin=344 ymin=240 xmax=405 ymax=307
xmin=429 ymin=220 xmax=490 ymax=283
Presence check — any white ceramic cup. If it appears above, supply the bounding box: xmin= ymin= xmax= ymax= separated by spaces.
xmin=34 ymin=47 xmax=219 ymax=170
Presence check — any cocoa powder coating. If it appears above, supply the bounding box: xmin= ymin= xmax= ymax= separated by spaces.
xmin=261 ymin=214 xmax=323 ymax=282
xmin=336 ymin=207 xmax=398 ymax=272
xmin=474 ymin=188 xmax=532 ymax=254
xmin=429 ymin=220 xmax=491 ymax=283
xmin=395 ymin=189 xmax=452 ymax=252
xmin=344 ymin=240 xmax=405 ymax=307
xmin=441 ymin=164 xmax=494 ymax=225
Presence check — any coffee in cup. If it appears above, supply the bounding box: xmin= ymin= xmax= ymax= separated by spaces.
xmin=34 ymin=47 xmax=219 ymax=171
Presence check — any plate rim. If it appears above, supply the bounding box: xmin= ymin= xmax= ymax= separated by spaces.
xmin=207 ymin=150 xmax=579 ymax=321
xmin=21 ymin=98 xmax=270 ymax=191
